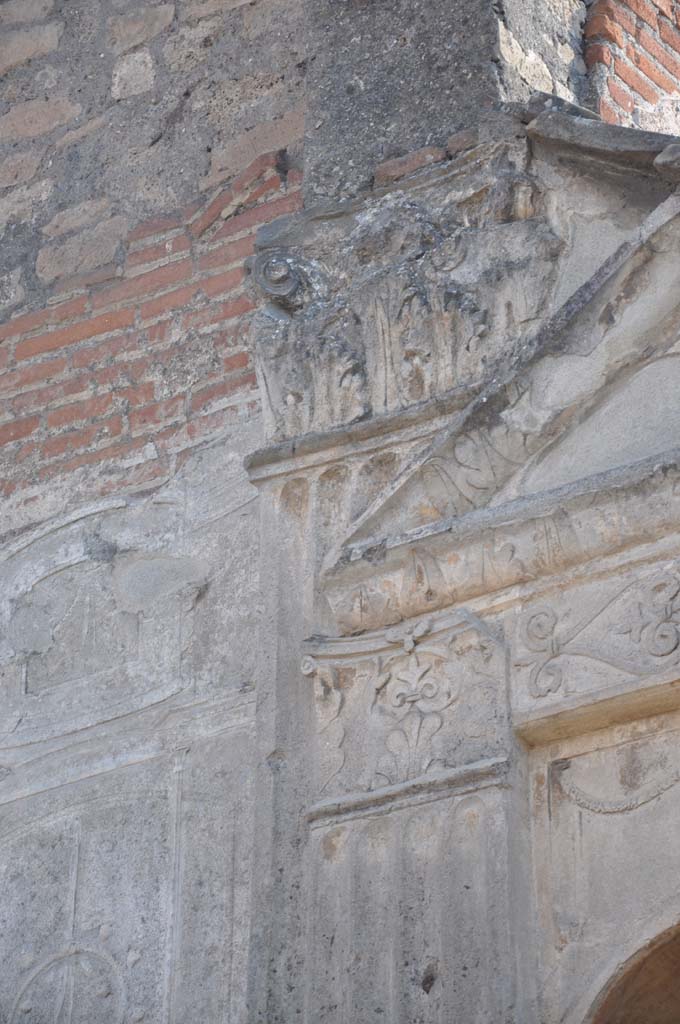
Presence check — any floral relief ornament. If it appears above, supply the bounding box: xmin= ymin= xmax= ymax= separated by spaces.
xmin=371 ymin=619 xmax=461 ymax=787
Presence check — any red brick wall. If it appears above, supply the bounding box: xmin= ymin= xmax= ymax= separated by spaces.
xmin=585 ymin=0 xmax=680 ymax=124
xmin=1 ymin=151 xmax=301 ymax=521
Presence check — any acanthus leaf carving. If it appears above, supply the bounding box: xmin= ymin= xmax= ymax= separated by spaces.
xmin=248 ymin=167 xmax=564 ymax=445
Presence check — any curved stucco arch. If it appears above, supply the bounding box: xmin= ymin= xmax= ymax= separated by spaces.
xmin=561 ymin=903 xmax=680 ymax=1024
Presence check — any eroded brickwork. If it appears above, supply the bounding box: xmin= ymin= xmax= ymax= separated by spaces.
xmin=585 ymin=0 xmax=680 ymax=127
xmin=1 ymin=150 xmax=301 ymax=531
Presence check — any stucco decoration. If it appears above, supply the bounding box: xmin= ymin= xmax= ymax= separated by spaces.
xmin=245 ymin=106 xmax=680 ymax=1024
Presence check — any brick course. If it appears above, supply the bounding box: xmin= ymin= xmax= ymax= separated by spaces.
xmin=585 ymin=0 xmax=680 ymax=123
xmin=0 ymin=150 xmax=301 ymax=508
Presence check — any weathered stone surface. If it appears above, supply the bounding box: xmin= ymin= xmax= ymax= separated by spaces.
xmin=0 ymin=96 xmax=81 ymax=142
xmin=527 ymin=109 xmax=680 ymax=168
xmin=501 ymin=0 xmax=588 ymax=99
xmin=0 ymin=431 xmax=260 ymax=1023
xmin=42 ymin=197 xmax=111 ymax=239
xmin=304 ymin=0 xmax=501 ymax=199
xmin=243 ymin=111 xmax=680 ymax=1023
xmin=373 ymin=145 xmax=447 ymax=185
xmin=0 ymin=0 xmax=306 ymax=314
xmin=0 ymin=267 xmax=25 ymax=312
xmin=107 ymin=4 xmax=175 ymax=55
xmin=35 ymin=215 xmax=129 ymax=283
xmin=508 ymin=87 xmax=601 ymax=123
xmin=6 ymin=10 xmax=680 ymax=1024
xmin=0 ymin=148 xmax=44 ymax=190
xmin=181 ymin=0 xmax=250 ymax=18
xmin=499 ymin=20 xmax=554 ymax=93
xmin=203 ymin=103 xmax=305 ymax=188
xmin=303 ymin=0 xmax=590 ymax=199
xmin=0 ymin=21 xmax=63 ymax=77
xmin=249 ymin=120 xmax=565 ymax=442
xmin=654 ymin=141 xmax=680 ymax=182
xmin=111 ymin=49 xmax=155 ymax=100
xmin=0 ymin=178 xmax=53 ymax=236
xmin=54 ymin=115 xmax=106 ymax=151
xmin=162 ymin=16 xmax=222 ymax=72
xmin=0 ymin=0 xmax=54 ymax=26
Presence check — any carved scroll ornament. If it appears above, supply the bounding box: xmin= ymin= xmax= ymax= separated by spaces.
xmin=519 ymin=567 xmax=680 ymax=700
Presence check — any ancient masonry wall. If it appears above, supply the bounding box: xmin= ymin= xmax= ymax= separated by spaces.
xmin=1 ymin=2 xmax=680 ymax=531
xmin=585 ymin=0 xmax=680 ymax=128
xmin=0 ymin=0 xmax=305 ymax=535
xmin=2 ymin=3 xmax=680 ymax=1020
xmin=1 ymin=153 xmax=301 ymax=527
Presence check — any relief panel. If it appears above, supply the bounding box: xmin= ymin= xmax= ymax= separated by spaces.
xmin=0 ymin=733 xmax=253 ymax=1024
xmin=511 ymin=559 xmax=680 ymax=721
xmin=530 ymin=716 xmax=680 ymax=1024
xmin=303 ymin=610 xmax=508 ymax=799
xmin=0 ymin=520 xmax=208 ymax=747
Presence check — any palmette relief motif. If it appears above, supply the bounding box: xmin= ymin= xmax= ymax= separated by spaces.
xmin=370 ymin=642 xmax=460 ymax=786
xmin=304 ymin=613 xmax=507 ymax=796
xmin=518 ymin=566 xmax=680 ymax=700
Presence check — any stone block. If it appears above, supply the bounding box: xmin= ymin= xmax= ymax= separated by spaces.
xmin=42 ymin=197 xmax=111 ymax=239
xmin=0 ymin=178 xmax=53 ymax=236
xmin=0 ymin=267 xmax=25 ymax=313
xmin=107 ymin=4 xmax=175 ymax=55
xmin=0 ymin=22 xmax=63 ymax=76
xmin=54 ymin=115 xmax=106 ymax=151
xmin=162 ymin=16 xmax=221 ymax=72
xmin=0 ymin=97 xmax=81 ymax=142
xmin=36 ymin=215 xmax=129 ymax=284
xmin=0 ymin=148 xmax=44 ymax=190
xmin=180 ymin=0 xmax=250 ymax=19
xmin=0 ymin=0 xmax=54 ymax=27
xmin=499 ymin=21 xmax=554 ymax=93
xmin=527 ymin=108 xmax=679 ymax=168
xmin=112 ymin=49 xmax=155 ymax=100
xmin=654 ymin=141 xmax=680 ymax=182
xmin=204 ymin=103 xmax=304 ymax=188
